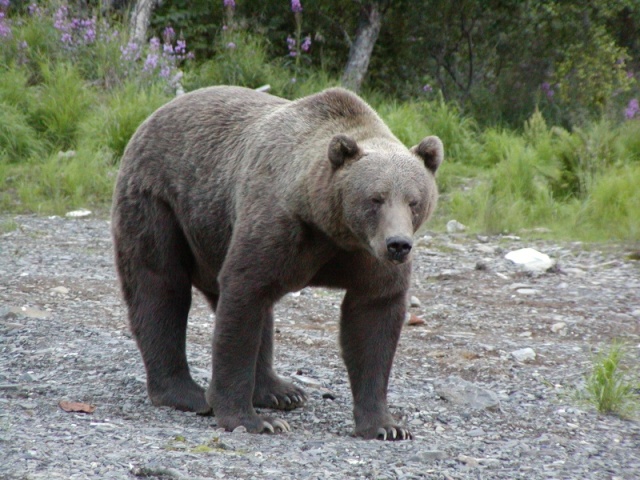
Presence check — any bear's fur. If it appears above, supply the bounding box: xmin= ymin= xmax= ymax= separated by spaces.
xmin=112 ymin=86 xmax=443 ymax=440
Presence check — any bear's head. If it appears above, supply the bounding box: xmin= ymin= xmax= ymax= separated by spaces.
xmin=329 ymin=134 xmax=443 ymax=264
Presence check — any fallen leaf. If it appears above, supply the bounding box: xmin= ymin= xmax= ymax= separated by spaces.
xmin=407 ymin=313 xmax=426 ymax=326
xmin=59 ymin=400 xmax=95 ymax=414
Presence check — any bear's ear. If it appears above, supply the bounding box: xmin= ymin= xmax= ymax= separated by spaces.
xmin=328 ymin=134 xmax=360 ymax=169
xmin=411 ymin=136 xmax=444 ymax=174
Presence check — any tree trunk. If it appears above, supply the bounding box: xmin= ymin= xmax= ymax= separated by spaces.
xmin=129 ymin=0 xmax=157 ymax=45
xmin=341 ymin=2 xmax=383 ymax=93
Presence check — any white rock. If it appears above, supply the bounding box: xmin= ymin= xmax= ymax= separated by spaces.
xmin=65 ymin=209 xmax=92 ymax=218
xmin=516 ymin=288 xmax=539 ymax=295
xmin=551 ymin=322 xmax=567 ymax=333
xmin=511 ymin=347 xmax=536 ymax=362
xmin=410 ymin=296 xmax=422 ymax=308
xmin=505 ymin=248 xmax=555 ymax=272
xmin=446 ymin=219 xmax=467 ymax=234
xmin=50 ymin=286 xmax=70 ymax=294
xmin=457 ymin=454 xmax=479 ymax=467
xmin=631 ymin=309 xmax=640 ymax=319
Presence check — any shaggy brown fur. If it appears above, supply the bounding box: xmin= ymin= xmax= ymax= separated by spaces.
xmin=112 ymin=86 xmax=443 ymax=440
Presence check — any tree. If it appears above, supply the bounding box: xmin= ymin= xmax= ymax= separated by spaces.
xmin=341 ymin=1 xmax=390 ymax=92
xmin=130 ymin=0 xmax=160 ymax=45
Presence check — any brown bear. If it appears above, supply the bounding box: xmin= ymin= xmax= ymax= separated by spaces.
xmin=111 ymin=86 xmax=443 ymax=440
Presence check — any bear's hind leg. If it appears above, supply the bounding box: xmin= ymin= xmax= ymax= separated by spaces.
xmin=253 ymin=307 xmax=306 ymax=410
xmin=114 ymin=195 xmax=209 ymax=414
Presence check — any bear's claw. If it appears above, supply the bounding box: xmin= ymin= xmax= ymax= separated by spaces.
xmin=375 ymin=426 xmax=413 ymax=441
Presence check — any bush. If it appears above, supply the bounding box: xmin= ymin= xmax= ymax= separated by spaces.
xmin=0 ymin=102 xmax=47 ymax=164
xmin=79 ymin=82 xmax=170 ymax=159
xmin=28 ymin=62 xmax=94 ymax=150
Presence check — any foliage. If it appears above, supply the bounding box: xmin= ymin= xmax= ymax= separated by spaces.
xmin=579 ymin=343 xmax=639 ymax=418
xmin=0 ymin=1 xmax=639 ymax=242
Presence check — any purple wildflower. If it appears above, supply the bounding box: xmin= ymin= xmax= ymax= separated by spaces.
xmin=301 ymin=35 xmax=311 ymax=52
xmin=291 ymin=0 xmax=302 ymax=13
xmin=28 ymin=3 xmax=41 ymax=16
xmin=540 ymin=81 xmax=554 ymax=100
xmin=224 ymin=0 xmax=236 ymax=8
xmin=287 ymin=35 xmax=297 ymax=57
xmin=625 ymin=98 xmax=639 ymax=120
xmin=0 ymin=12 xmax=10 ymax=38
xmin=159 ymin=65 xmax=171 ymax=79
xmin=143 ymin=53 xmax=159 ymax=72
xmin=120 ymin=41 xmax=141 ymax=62
xmin=422 ymin=84 xmax=433 ymax=93
xmin=628 ymin=71 xmax=635 ymax=79
xmin=0 ymin=0 xmax=9 ymax=9
xmin=163 ymin=43 xmax=174 ymax=55
xmin=149 ymin=37 xmax=161 ymax=51
xmin=163 ymin=26 xmax=175 ymax=43
xmin=175 ymin=39 xmax=187 ymax=55
xmin=226 ymin=42 xmax=236 ymax=49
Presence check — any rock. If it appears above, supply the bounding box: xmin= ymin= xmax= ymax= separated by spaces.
xmin=65 ymin=209 xmax=92 ymax=218
xmin=467 ymin=427 xmax=485 ymax=437
xmin=50 ymin=286 xmax=70 ymax=294
xmin=631 ymin=309 xmax=640 ymax=319
xmin=511 ymin=347 xmax=536 ymax=362
xmin=475 ymin=260 xmax=489 ymax=271
xmin=232 ymin=426 xmax=247 ymax=433
xmin=516 ymin=288 xmax=539 ymax=295
xmin=457 ymin=454 xmax=479 ymax=467
xmin=292 ymin=374 xmax=322 ymax=387
xmin=433 ymin=376 xmax=500 ymax=411
xmin=505 ymin=248 xmax=555 ymax=272
xmin=551 ymin=322 xmax=567 ymax=334
xmin=58 ymin=150 xmax=76 ymax=159
xmin=410 ymin=450 xmax=447 ymax=462
xmin=409 ymin=296 xmax=422 ymax=308
xmin=446 ymin=219 xmax=467 ymax=234
xmin=407 ymin=313 xmax=425 ymax=326
xmin=475 ymin=244 xmax=497 ymax=254
xmin=9 ymin=306 xmax=51 ymax=319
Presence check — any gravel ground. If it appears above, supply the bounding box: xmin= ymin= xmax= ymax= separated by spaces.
xmin=1 ymin=214 xmax=639 ymax=479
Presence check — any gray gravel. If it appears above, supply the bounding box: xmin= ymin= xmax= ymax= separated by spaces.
xmin=1 ymin=214 xmax=639 ymax=479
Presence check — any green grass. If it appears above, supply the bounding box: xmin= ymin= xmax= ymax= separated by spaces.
xmin=580 ymin=343 xmax=639 ymax=418
xmin=0 ymin=3 xmax=639 ymax=243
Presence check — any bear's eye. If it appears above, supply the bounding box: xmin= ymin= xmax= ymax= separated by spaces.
xmin=371 ymin=197 xmax=384 ymax=205
xmin=409 ymin=200 xmax=419 ymax=208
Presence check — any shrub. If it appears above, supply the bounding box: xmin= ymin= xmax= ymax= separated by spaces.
xmin=79 ymin=82 xmax=170 ymax=159
xmin=580 ymin=343 xmax=639 ymax=418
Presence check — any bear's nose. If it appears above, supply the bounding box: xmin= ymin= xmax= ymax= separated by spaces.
xmin=386 ymin=236 xmax=413 ymax=261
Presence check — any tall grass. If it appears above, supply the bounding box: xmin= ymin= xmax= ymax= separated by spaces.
xmin=0 ymin=2 xmax=639 ymax=242
xmin=580 ymin=343 xmax=639 ymax=418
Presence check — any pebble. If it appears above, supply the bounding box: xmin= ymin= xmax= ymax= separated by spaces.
xmin=551 ymin=322 xmax=567 ymax=333
xmin=467 ymin=428 xmax=485 ymax=437
xmin=511 ymin=348 xmax=536 ymax=362
xmin=433 ymin=376 xmax=500 ymax=411
xmin=410 ymin=451 xmax=447 ymax=462
xmin=446 ymin=220 xmax=467 ymax=233
xmin=51 ymin=286 xmax=70 ymax=294
xmin=409 ymin=296 xmax=422 ymax=308
xmin=516 ymin=288 xmax=539 ymax=295
xmin=457 ymin=454 xmax=479 ymax=467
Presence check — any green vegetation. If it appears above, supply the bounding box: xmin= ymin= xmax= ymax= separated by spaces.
xmin=579 ymin=343 xmax=639 ymax=418
xmin=0 ymin=1 xmax=639 ymax=241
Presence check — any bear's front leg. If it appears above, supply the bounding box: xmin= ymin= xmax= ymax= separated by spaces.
xmin=340 ymin=289 xmax=413 ymax=441
xmin=206 ymin=290 xmax=290 ymax=434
